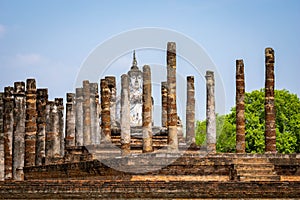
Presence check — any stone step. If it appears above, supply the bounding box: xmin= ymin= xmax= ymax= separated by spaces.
xmin=235 ymin=158 xmax=271 ymax=164
xmin=234 ymin=164 xmax=274 ymax=171
xmin=237 ymin=169 xmax=275 ymax=176
xmin=239 ymin=175 xmax=280 ymax=182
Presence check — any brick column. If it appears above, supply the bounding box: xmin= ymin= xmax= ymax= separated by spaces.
xmin=75 ymin=88 xmax=83 ymax=146
xmin=206 ymin=71 xmax=216 ymax=153
xmin=89 ymin=83 xmax=98 ymax=144
xmin=0 ymin=92 xmax=4 ymax=180
xmin=265 ymin=48 xmax=276 ymax=153
xmin=143 ymin=65 xmax=153 ymax=153
xmin=120 ymin=74 xmax=131 ymax=155
xmin=95 ymin=84 xmax=101 ymax=144
xmin=45 ymin=101 xmax=60 ymax=160
xmin=36 ymin=89 xmax=48 ymax=165
xmin=13 ymin=82 xmax=26 ymax=180
xmin=65 ymin=93 xmax=76 ymax=148
xmin=25 ymin=79 xmax=37 ymax=167
xmin=167 ymin=42 xmax=178 ymax=151
xmin=100 ymin=79 xmax=111 ymax=142
xmin=55 ymin=98 xmax=64 ymax=157
xmin=236 ymin=60 xmax=246 ymax=153
xmin=186 ymin=76 xmax=195 ymax=145
xmin=3 ymin=86 xmax=14 ymax=179
xmin=161 ymin=82 xmax=168 ymax=127
xmin=83 ymin=80 xmax=91 ymax=145
xmin=105 ymin=76 xmax=117 ymax=128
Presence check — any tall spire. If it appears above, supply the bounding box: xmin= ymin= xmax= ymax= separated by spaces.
xmin=131 ymin=50 xmax=138 ymax=70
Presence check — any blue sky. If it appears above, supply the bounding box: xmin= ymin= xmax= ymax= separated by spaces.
xmin=0 ymin=0 xmax=299 ymax=121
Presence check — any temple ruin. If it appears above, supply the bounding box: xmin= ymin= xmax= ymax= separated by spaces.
xmin=0 ymin=43 xmax=300 ymax=198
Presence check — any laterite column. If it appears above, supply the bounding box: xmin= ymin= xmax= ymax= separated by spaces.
xmin=186 ymin=76 xmax=195 ymax=145
xmin=105 ymin=76 xmax=117 ymax=128
xmin=36 ymin=89 xmax=48 ymax=165
xmin=236 ymin=60 xmax=245 ymax=153
xmin=142 ymin=65 xmax=153 ymax=153
xmin=206 ymin=71 xmax=216 ymax=153
xmin=120 ymin=74 xmax=131 ymax=155
xmin=55 ymin=98 xmax=64 ymax=157
xmin=65 ymin=93 xmax=76 ymax=147
xmin=161 ymin=82 xmax=168 ymax=127
xmin=167 ymin=42 xmax=178 ymax=151
xmin=90 ymin=83 xmax=98 ymax=144
xmin=83 ymin=81 xmax=91 ymax=145
xmin=13 ymin=82 xmax=26 ymax=180
xmin=0 ymin=93 xmax=4 ymax=180
xmin=75 ymin=88 xmax=83 ymax=146
xmin=100 ymin=79 xmax=111 ymax=142
xmin=265 ymin=48 xmax=276 ymax=153
xmin=3 ymin=86 xmax=14 ymax=179
xmin=25 ymin=79 xmax=37 ymax=167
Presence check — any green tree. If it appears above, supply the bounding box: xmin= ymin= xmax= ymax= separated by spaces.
xmin=195 ymin=89 xmax=300 ymax=153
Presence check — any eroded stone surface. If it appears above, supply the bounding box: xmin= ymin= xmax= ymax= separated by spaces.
xmin=265 ymin=47 xmax=276 ymax=153
xmin=206 ymin=71 xmax=216 ymax=153
xmin=236 ymin=60 xmax=245 ymax=153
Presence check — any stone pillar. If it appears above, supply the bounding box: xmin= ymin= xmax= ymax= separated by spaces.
xmin=45 ymin=101 xmax=60 ymax=160
xmin=142 ymin=65 xmax=153 ymax=153
xmin=206 ymin=71 xmax=216 ymax=153
xmin=236 ymin=60 xmax=246 ymax=153
xmin=100 ymin=79 xmax=111 ymax=142
xmin=25 ymin=79 xmax=37 ymax=167
xmin=75 ymin=88 xmax=83 ymax=146
xmin=83 ymin=80 xmax=91 ymax=145
xmin=0 ymin=92 xmax=4 ymax=181
xmin=186 ymin=76 xmax=195 ymax=145
xmin=65 ymin=93 xmax=75 ymax=148
xmin=89 ymin=83 xmax=98 ymax=144
xmin=95 ymin=84 xmax=101 ymax=144
xmin=13 ymin=82 xmax=26 ymax=180
xmin=105 ymin=76 xmax=117 ymax=128
xmin=161 ymin=82 xmax=168 ymax=127
xmin=120 ymin=74 xmax=131 ymax=155
xmin=55 ymin=98 xmax=64 ymax=157
xmin=167 ymin=42 xmax=178 ymax=151
xmin=3 ymin=86 xmax=13 ymax=180
xmin=36 ymin=89 xmax=48 ymax=165
xmin=265 ymin=48 xmax=276 ymax=153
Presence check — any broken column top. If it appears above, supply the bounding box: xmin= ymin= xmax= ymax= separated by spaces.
xmin=4 ymin=87 xmax=14 ymax=97
xmin=54 ymin=98 xmax=63 ymax=107
xmin=26 ymin=79 xmax=36 ymax=92
xmin=14 ymin=82 xmax=25 ymax=94
xmin=105 ymin=76 xmax=116 ymax=88
xmin=265 ymin=47 xmax=275 ymax=63
xmin=187 ymin=76 xmax=194 ymax=82
xmin=167 ymin=42 xmax=176 ymax=53
xmin=66 ymin=93 xmax=75 ymax=102
xmin=236 ymin=60 xmax=244 ymax=73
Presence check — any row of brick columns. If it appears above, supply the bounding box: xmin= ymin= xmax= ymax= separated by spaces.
xmin=235 ymin=47 xmax=276 ymax=153
xmin=0 ymin=79 xmax=65 ymax=180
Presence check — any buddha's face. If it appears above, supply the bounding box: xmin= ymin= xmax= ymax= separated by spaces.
xmin=130 ymin=73 xmax=142 ymax=90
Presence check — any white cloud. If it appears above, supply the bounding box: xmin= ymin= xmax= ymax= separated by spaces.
xmin=0 ymin=24 xmax=6 ymax=38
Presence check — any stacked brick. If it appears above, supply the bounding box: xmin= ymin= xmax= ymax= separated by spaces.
xmin=236 ymin=60 xmax=245 ymax=153
xmin=167 ymin=42 xmax=178 ymax=151
xmin=25 ymin=79 xmax=37 ymax=167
